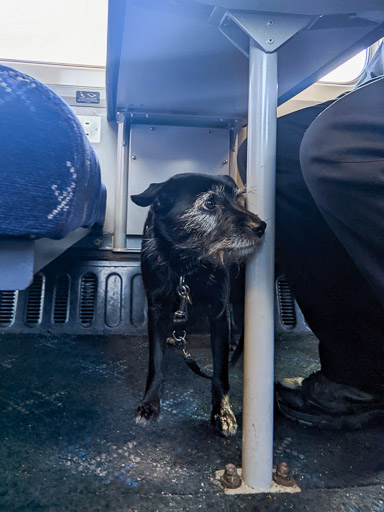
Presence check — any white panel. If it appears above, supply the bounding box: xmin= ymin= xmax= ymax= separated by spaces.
xmin=71 ymin=105 xmax=117 ymax=235
xmin=127 ymin=124 xmax=230 ymax=235
xmin=2 ymin=61 xmax=106 ymax=88
xmin=77 ymin=115 xmax=102 ymax=143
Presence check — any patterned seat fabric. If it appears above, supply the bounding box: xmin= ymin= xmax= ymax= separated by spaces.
xmin=0 ymin=64 xmax=106 ymax=239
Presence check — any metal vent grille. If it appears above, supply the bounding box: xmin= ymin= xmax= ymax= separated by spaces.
xmin=276 ymin=276 xmax=296 ymax=329
xmin=79 ymin=273 xmax=97 ymax=326
xmin=53 ymin=274 xmax=70 ymax=324
xmin=25 ymin=274 xmax=45 ymax=326
xmin=0 ymin=290 xmax=17 ymax=327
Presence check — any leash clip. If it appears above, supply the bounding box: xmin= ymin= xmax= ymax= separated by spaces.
xmin=172 ymin=275 xmax=211 ymax=379
xmin=172 ymin=329 xmax=187 ymax=346
xmin=174 ymin=275 xmax=192 ymax=323
xmin=176 ymin=276 xmax=192 ymax=304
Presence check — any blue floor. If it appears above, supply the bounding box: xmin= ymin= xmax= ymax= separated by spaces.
xmin=0 ymin=332 xmax=383 ymax=511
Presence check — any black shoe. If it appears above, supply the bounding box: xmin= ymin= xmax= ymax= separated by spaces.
xmin=275 ymin=372 xmax=384 ymax=430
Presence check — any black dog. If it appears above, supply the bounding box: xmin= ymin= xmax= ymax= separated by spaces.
xmin=131 ymin=173 xmax=266 ymax=436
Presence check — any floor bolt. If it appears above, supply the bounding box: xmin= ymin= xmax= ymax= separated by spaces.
xmin=273 ymin=462 xmax=296 ymax=487
xmin=221 ymin=463 xmax=241 ymax=489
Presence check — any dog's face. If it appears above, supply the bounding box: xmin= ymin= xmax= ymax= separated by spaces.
xmin=131 ymin=173 xmax=266 ymax=266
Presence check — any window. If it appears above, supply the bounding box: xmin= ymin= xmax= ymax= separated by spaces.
xmin=319 ymin=49 xmax=368 ymax=84
xmin=0 ymin=0 xmax=107 ymax=67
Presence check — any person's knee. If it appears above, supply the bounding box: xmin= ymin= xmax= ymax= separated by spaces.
xmin=300 ymin=80 xmax=384 ymax=190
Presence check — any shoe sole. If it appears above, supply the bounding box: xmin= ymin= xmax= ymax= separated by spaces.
xmin=277 ymin=401 xmax=384 ymax=431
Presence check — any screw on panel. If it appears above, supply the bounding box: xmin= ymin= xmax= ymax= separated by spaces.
xmin=273 ymin=462 xmax=296 ymax=487
xmin=132 ymin=155 xmax=137 ymax=160
xmin=267 ymin=20 xmax=274 ymax=26
xmin=267 ymin=37 xmax=274 ymax=44
xmin=221 ymin=463 xmax=241 ymax=489
xmin=222 ymin=160 xmax=228 ymax=165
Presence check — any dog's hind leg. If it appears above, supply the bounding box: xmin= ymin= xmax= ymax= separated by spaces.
xmin=229 ymin=265 xmax=245 ymax=352
xmin=209 ymin=309 xmax=238 ymax=437
xmin=229 ymin=302 xmax=243 ymax=352
xmin=135 ymin=302 xmax=172 ymax=425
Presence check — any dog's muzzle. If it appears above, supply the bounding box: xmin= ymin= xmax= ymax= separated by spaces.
xmin=247 ymin=220 xmax=267 ymax=238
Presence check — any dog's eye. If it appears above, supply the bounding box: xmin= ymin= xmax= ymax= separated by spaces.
xmin=204 ymin=197 xmax=216 ymax=210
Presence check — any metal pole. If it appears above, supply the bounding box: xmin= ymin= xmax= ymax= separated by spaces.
xmin=242 ymin=39 xmax=277 ymax=490
xmin=113 ymin=114 xmax=128 ymax=251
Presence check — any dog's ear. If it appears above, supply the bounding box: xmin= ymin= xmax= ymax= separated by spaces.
xmin=131 ymin=182 xmax=164 ymax=207
xmin=131 ymin=181 xmax=172 ymax=213
xmin=217 ymin=174 xmax=237 ymax=189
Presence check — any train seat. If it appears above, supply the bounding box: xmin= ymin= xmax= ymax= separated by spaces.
xmin=0 ymin=64 xmax=106 ymax=289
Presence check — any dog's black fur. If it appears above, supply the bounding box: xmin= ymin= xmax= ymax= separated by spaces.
xmin=131 ymin=173 xmax=266 ymax=436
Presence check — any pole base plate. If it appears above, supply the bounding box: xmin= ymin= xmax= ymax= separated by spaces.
xmin=214 ymin=468 xmax=301 ymax=495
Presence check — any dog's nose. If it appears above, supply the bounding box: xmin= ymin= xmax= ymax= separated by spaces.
xmin=250 ymin=220 xmax=267 ymax=238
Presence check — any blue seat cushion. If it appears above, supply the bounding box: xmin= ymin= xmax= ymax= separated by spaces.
xmin=0 ymin=64 xmax=106 ymax=239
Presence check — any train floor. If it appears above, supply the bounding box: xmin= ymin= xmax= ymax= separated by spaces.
xmin=0 ymin=331 xmax=383 ymax=511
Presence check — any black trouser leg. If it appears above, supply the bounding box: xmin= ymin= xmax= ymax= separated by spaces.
xmin=238 ymin=83 xmax=384 ymax=393
xmin=298 ymin=78 xmax=384 ymax=393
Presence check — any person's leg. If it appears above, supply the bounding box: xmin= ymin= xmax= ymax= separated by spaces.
xmin=238 ymin=90 xmax=384 ymax=428
xmin=299 ymin=77 xmax=384 ymax=394
xmin=239 ymin=100 xmax=383 ymax=389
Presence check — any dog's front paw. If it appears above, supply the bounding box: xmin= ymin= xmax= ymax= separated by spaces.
xmin=211 ymin=395 xmax=238 ymax=437
xmin=212 ymin=410 xmax=238 ymax=437
xmin=135 ymin=401 xmax=160 ymax=425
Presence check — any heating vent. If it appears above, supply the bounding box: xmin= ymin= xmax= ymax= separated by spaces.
xmin=276 ymin=276 xmax=296 ymax=329
xmin=25 ymin=274 xmax=45 ymax=326
xmin=79 ymin=273 xmax=97 ymax=326
xmin=0 ymin=290 xmax=17 ymax=327
xmin=52 ymin=274 xmax=70 ymax=324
